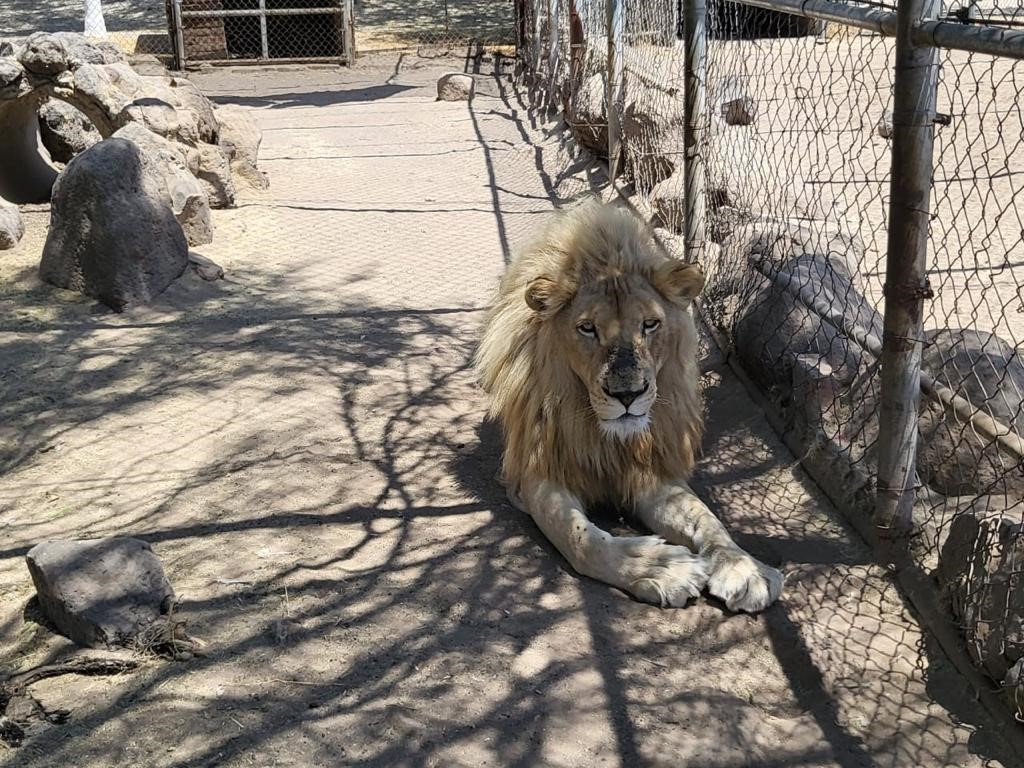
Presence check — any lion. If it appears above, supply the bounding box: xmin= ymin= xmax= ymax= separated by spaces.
xmin=476 ymin=200 xmax=783 ymax=612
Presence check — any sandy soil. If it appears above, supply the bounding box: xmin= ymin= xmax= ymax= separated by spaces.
xmin=0 ymin=53 xmax=1018 ymax=767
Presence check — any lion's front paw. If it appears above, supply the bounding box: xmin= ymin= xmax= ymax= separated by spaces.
xmin=619 ymin=538 xmax=710 ymax=608
xmin=706 ymin=548 xmax=783 ymax=613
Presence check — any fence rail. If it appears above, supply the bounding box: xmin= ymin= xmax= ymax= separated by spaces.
xmin=516 ymin=0 xmax=1024 ymax=729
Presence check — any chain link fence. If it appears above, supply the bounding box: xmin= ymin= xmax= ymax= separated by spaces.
xmin=0 ymin=1 xmax=514 ymax=65
xmin=517 ymin=0 xmax=1024 ymax=724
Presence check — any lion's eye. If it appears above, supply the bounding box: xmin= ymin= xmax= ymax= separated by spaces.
xmin=643 ymin=319 xmax=661 ymax=334
xmin=577 ymin=321 xmax=597 ymax=338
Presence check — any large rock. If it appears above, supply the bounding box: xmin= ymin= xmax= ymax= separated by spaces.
xmin=918 ymin=329 xmax=1024 ymax=496
xmin=0 ymin=198 xmax=24 ymax=249
xmin=26 ymin=537 xmax=175 ymax=649
xmin=196 ymin=143 xmax=236 ymax=208
xmin=436 ymin=73 xmax=475 ymax=102
xmin=937 ymin=503 xmax=1024 ymax=690
xmin=731 ymin=222 xmax=880 ymax=395
xmin=38 ymin=99 xmax=102 ymax=163
xmin=215 ymin=103 xmax=268 ymax=189
xmin=40 ymin=137 xmax=189 ymax=310
xmin=113 ymin=122 xmax=213 ymax=246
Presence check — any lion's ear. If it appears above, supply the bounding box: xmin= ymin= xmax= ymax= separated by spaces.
xmin=525 ymin=276 xmax=567 ymax=315
xmin=655 ymin=261 xmax=705 ymax=302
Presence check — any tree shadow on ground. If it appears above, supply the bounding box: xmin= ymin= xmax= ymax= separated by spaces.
xmin=0 ymin=53 xmax=1017 ymax=768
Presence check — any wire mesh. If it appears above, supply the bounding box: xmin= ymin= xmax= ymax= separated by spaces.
xmin=355 ymin=0 xmax=515 ymax=54
xmin=515 ymin=0 xmax=1024 ymax=722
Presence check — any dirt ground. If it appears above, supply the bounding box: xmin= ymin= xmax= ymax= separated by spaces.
xmin=0 ymin=53 xmax=1019 ymax=767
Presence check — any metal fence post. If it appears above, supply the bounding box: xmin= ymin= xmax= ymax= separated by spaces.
xmin=607 ymin=0 xmax=624 ymax=180
xmin=547 ymin=0 xmax=561 ymax=111
xmin=875 ymin=0 xmax=942 ymax=541
xmin=170 ymin=0 xmax=186 ymax=70
xmin=682 ymin=0 xmax=707 ymax=263
xmin=342 ymin=0 xmax=356 ymax=64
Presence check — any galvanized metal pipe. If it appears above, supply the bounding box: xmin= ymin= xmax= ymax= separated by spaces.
xmin=732 ymin=0 xmax=1024 ymax=60
xmin=875 ymin=0 xmax=943 ymax=539
xmin=607 ymin=0 xmax=624 ymax=180
xmin=683 ymin=0 xmax=707 ymax=264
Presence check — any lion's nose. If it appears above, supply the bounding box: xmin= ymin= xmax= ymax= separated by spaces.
xmin=603 ymin=382 xmax=649 ymax=408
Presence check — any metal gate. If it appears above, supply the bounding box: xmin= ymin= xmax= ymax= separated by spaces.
xmin=169 ymin=0 xmax=356 ymax=66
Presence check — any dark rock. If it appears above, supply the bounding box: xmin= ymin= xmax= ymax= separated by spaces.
xmin=40 ymin=138 xmax=189 ymax=310
xmin=918 ymin=329 xmax=1024 ymax=496
xmin=38 ymin=99 xmax=102 ymax=163
xmin=937 ymin=502 xmax=1024 ymax=683
xmin=25 ymin=537 xmax=175 ymax=648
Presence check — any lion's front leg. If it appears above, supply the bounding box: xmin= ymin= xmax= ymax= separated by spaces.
xmin=635 ymin=481 xmax=783 ymax=613
xmin=520 ymin=478 xmax=708 ymax=607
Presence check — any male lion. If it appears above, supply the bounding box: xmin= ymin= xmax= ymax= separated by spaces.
xmin=476 ymin=201 xmax=783 ymax=612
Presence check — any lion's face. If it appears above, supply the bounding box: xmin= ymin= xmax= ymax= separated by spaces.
xmin=526 ymin=261 xmax=703 ymax=441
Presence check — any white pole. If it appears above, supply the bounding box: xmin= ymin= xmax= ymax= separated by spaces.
xmin=84 ymin=0 xmax=108 ymax=36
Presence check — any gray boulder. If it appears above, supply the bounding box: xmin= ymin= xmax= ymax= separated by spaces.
xmin=731 ymin=222 xmax=880 ymax=396
xmin=26 ymin=537 xmax=175 ymax=649
xmin=918 ymin=328 xmax=1024 ymax=496
xmin=215 ymin=103 xmax=268 ymax=189
xmin=113 ymin=122 xmax=213 ymax=246
xmin=937 ymin=502 xmax=1024 ymax=686
xmin=0 ymin=198 xmax=24 ymax=249
xmin=436 ymin=73 xmax=475 ymax=102
xmin=19 ymin=32 xmax=68 ymax=76
xmin=40 ymin=137 xmax=189 ymax=311
xmin=38 ymin=99 xmax=102 ymax=163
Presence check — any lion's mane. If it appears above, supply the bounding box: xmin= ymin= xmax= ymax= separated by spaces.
xmin=476 ymin=202 xmax=704 ymax=508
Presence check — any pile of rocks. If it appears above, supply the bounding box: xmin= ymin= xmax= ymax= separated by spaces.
xmin=0 ymin=32 xmax=267 ymax=309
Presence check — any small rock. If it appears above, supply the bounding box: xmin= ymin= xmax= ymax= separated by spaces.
xmin=650 ymin=169 xmax=685 ymax=231
xmin=721 ymin=96 xmax=756 ymax=126
xmin=877 ymin=110 xmax=893 ymax=139
xmin=25 ymin=537 xmax=176 ymax=649
xmin=120 ymin=96 xmax=180 ymax=140
xmin=0 ymin=56 xmax=23 ymax=91
xmin=38 ymin=99 xmax=102 ymax=163
xmin=437 ymin=73 xmax=475 ymax=102
xmin=189 ymin=252 xmax=224 ymax=281
xmin=0 ymin=198 xmax=24 ymax=249
xmin=40 ymin=137 xmax=189 ymax=311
